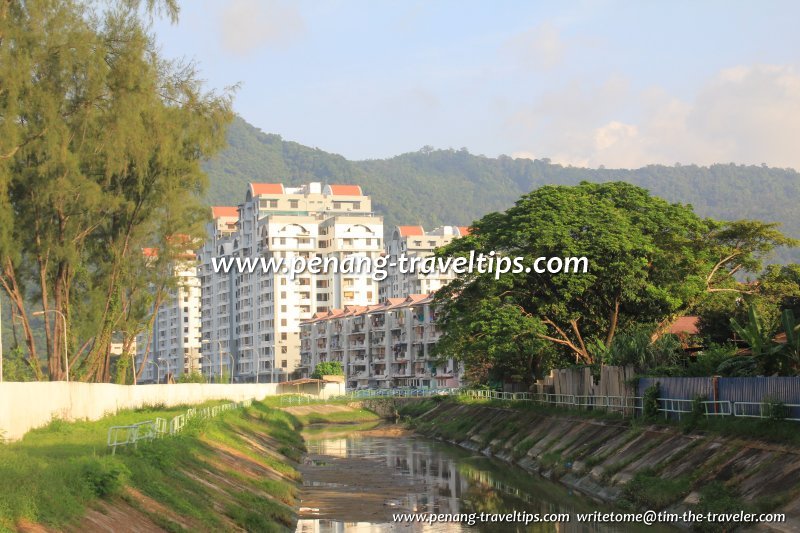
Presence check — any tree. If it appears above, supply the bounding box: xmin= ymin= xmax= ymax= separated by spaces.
xmin=311 ymin=361 xmax=343 ymax=379
xmin=432 ymin=296 xmax=548 ymax=386
xmin=0 ymin=0 xmax=233 ymax=381
xmin=435 ymin=182 xmax=796 ymax=371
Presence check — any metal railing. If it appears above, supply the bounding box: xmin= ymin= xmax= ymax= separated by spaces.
xmin=107 ymin=399 xmax=253 ymax=454
xmin=732 ymin=401 xmax=800 ymax=422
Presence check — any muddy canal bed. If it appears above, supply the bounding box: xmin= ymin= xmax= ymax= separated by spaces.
xmin=294 ymin=423 xmax=674 ymax=532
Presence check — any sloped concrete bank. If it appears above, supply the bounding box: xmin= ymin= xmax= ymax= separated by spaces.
xmin=401 ymin=400 xmax=800 ymax=532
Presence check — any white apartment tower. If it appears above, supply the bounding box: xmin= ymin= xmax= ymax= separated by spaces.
xmin=380 ymin=225 xmax=470 ymax=300
xmin=198 ymin=182 xmax=383 ymax=383
xmin=136 ymin=249 xmax=203 ymax=383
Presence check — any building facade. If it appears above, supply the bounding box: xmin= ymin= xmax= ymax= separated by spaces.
xmin=380 ymin=225 xmax=470 ymax=300
xmin=135 ymin=251 xmax=203 ymax=383
xmin=197 ymin=182 xmax=383 ymax=383
xmin=300 ymin=294 xmax=462 ymax=389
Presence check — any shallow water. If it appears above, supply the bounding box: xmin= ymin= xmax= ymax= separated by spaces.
xmin=295 ymin=424 xmax=676 ymax=532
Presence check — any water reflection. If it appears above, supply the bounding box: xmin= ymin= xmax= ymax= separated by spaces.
xmin=296 ymin=430 xmax=674 ymax=533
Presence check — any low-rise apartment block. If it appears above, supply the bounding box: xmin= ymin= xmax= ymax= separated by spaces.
xmin=300 ymin=294 xmax=462 ymax=389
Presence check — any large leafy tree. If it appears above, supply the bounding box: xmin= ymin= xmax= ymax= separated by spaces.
xmin=434 ymin=182 xmax=795 ymax=380
xmin=0 ymin=0 xmax=233 ymax=381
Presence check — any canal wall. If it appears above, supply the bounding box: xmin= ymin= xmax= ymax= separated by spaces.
xmin=401 ymin=399 xmax=800 ymax=532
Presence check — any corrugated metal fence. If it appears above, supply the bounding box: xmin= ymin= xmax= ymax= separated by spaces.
xmin=638 ymin=376 xmax=800 ymax=420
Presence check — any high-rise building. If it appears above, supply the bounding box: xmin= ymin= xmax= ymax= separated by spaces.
xmin=197 ymin=182 xmax=383 ymax=383
xmin=380 ymin=225 xmax=470 ymax=300
xmin=135 ymin=248 xmax=203 ymax=383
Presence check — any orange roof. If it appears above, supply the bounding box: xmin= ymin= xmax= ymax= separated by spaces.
xmin=328 ymin=184 xmax=362 ymax=196
xmin=251 ymin=183 xmax=284 ymax=196
xmin=142 ymin=248 xmax=158 ymax=258
xmin=212 ymin=206 xmax=238 ymax=218
xmin=398 ymin=225 xmax=424 ymax=237
xmin=457 ymin=226 xmax=471 ymax=236
xmin=669 ymin=316 xmax=700 ymax=336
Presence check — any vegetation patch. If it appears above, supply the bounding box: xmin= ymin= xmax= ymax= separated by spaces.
xmin=0 ymin=400 xmax=306 ymax=531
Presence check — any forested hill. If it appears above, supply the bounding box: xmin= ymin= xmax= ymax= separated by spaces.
xmin=204 ymin=117 xmax=800 ymax=262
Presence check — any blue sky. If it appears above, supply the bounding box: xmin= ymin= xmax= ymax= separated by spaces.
xmin=153 ymin=1 xmax=800 ymax=169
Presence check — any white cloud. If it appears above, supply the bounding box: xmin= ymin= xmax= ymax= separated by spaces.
xmin=509 ymin=65 xmax=800 ymax=170
xmin=220 ymin=0 xmax=306 ymax=55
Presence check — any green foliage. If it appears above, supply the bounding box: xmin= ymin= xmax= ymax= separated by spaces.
xmin=311 ymin=361 xmax=343 ymax=379
xmin=80 ymin=456 xmax=130 ymax=497
xmin=178 ymin=371 xmax=208 ymax=383
xmin=623 ymin=468 xmax=691 ymax=509
xmin=715 ymin=355 xmax=759 ymax=377
xmin=643 ymin=383 xmax=660 ymax=420
xmin=433 ymin=295 xmax=549 ymax=385
xmin=600 ymin=327 xmax=683 ymax=372
xmin=692 ymin=482 xmax=743 ymax=533
xmin=433 ymin=181 xmax=792 ymax=375
xmin=0 ymin=0 xmax=233 ymax=382
xmin=681 ymin=395 xmax=708 ymax=433
xmin=1 ymin=346 xmax=37 ymax=382
xmin=762 ymin=397 xmax=788 ymax=421
xmin=0 ymin=400 xmax=306 ymax=530
xmin=780 ymin=309 xmax=800 ymax=372
xmin=730 ymin=304 xmax=781 ymax=358
xmin=684 ymin=345 xmax=737 ymax=376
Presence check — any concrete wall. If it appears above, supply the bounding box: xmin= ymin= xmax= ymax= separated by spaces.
xmin=0 ymin=381 xmax=282 ymax=442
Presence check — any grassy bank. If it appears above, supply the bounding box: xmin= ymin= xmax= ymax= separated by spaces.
xmin=0 ymin=400 xmax=306 ymax=532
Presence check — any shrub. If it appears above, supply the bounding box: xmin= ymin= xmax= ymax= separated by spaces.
xmin=643 ymin=383 xmax=660 ymax=420
xmin=763 ymin=397 xmax=788 ymax=421
xmin=80 ymin=457 xmax=130 ymax=498
xmin=311 ymin=361 xmax=343 ymax=379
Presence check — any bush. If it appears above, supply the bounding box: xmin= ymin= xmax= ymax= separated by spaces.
xmin=178 ymin=371 xmax=207 ymax=384
xmin=681 ymin=395 xmax=707 ymax=432
xmin=715 ymin=355 xmax=759 ymax=377
xmin=80 ymin=457 xmax=130 ymax=498
xmin=685 ymin=345 xmax=737 ymax=376
xmin=623 ymin=468 xmax=691 ymax=509
xmin=763 ymin=397 xmax=788 ymax=421
xmin=643 ymin=383 xmax=660 ymax=420
xmin=311 ymin=361 xmax=343 ymax=379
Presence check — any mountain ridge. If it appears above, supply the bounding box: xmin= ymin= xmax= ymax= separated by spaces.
xmin=203 ymin=117 xmax=799 ymax=262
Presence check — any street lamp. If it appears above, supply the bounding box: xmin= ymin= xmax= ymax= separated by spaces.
xmin=150 ymin=359 xmax=161 ymax=383
xmin=33 ymin=310 xmax=68 ymax=382
xmin=202 ymin=339 xmax=233 ymax=384
xmin=158 ymin=357 xmax=169 ymax=383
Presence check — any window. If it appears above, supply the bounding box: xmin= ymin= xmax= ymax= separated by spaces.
xmin=281 ymin=359 xmax=288 ymax=368
xmin=281 ymin=332 xmax=287 ymax=341
xmin=289 ymin=199 xmax=299 ymax=208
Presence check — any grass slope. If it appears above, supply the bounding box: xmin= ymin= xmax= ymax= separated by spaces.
xmin=0 ymin=400 xmax=307 ymax=532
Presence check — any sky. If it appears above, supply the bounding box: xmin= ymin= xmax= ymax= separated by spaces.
xmin=152 ymin=1 xmax=800 ymax=170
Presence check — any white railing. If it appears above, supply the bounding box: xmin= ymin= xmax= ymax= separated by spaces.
xmin=271 ymin=388 xmax=800 ymax=424
xmin=732 ymin=401 xmax=800 ymax=421
xmin=107 ymin=399 xmax=253 ymax=454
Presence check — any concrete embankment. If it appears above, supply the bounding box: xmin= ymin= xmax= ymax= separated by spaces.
xmin=399 ymin=399 xmax=800 ymax=532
